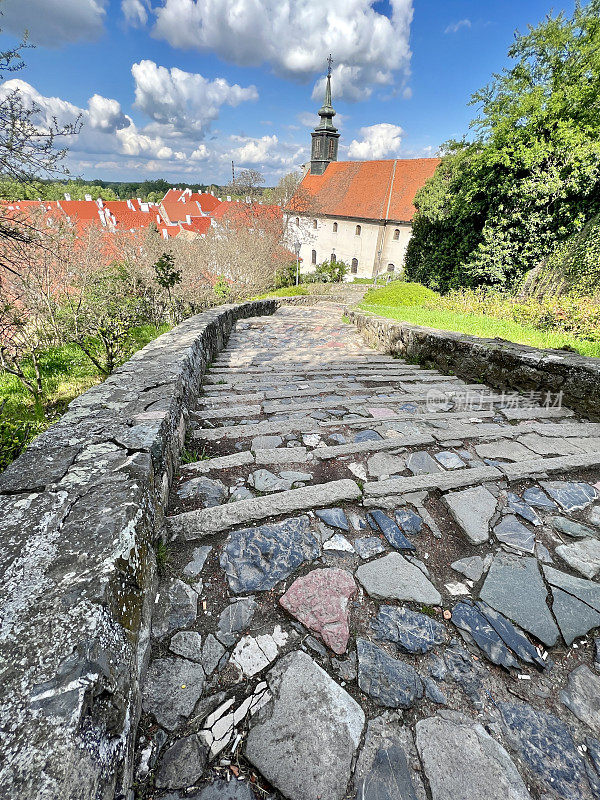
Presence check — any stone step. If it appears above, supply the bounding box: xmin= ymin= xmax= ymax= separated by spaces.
xmin=499 ymin=406 xmax=575 ymax=420
xmin=194 ymin=417 xmax=319 ymax=441
xmin=363 ymin=466 xmax=503 ymax=503
xmin=318 ymin=409 xmax=498 ymax=428
xmin=500 ymin=450 xmax=600 ymax=480
xmin=167 ymin=478 xmax=362 ymax=537
xmin=182 ymin=451 xmax=256 ymax=473
xmin=194 ymin=404 xmax=263 ymax=420
xmin=314 ymin=433 xmax=435 ymax=460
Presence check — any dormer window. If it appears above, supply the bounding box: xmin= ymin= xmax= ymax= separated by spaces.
xmin=393 ymin=229 xmax=400 ymax=240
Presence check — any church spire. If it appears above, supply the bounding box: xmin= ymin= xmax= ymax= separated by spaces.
xmin=310 ymin=54 xmax=340 ymax=175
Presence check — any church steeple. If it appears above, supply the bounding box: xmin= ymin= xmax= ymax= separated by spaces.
xmin=310 ymin=55 xmax=340 ymax=175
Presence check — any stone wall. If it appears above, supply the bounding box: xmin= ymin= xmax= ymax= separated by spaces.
xmin=347 ymin=310 xmax=600 ymax=420
xmin=0 ymin=300 xmax=277 ymax=800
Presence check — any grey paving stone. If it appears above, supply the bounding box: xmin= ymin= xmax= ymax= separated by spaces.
xmin=494 ymin=515 xmax=535 ymax=553
xmin=451 ymin=556 xmax=485 ymax=582
xmin=561 ymin=665 xmax=600 ymax=736
xmin=354 ymin=536 xmax=386 ymax=559
xmin=476 ymin=601 xmax=545 ymax=668
xmin=480 ymin=553 xmax=559 ymax=646
xmin=229 ymin=486 xmax=254 ymax=502
xmin=367 ymin=452 xmax=406 ymax=478
xmin=356 ymin=553 xmax=441 ymax=604
xmin=328 ymin=433 xmax=347 ymax=445
xmin=252 ymin=435 xmax=283 ymax=450
xmin=357 ymin=638 xmax=423 ymax=709
xmin=184 ymin=450 xmax=255 ymax=474
xmin=176 ymin=476 xmax=227 ymax=506
xmin=254 ymin=447 xmax=309 ymax=464
xmin=435 ymin=451 xmax=466 ymax=469
xmin=316 ymin=433 xmax=435 ymax=461
xmin=195 ymin=779 xmax=255 ymax=799
xmin=416 ymin=711 xmax=532 ymax=800
xmin=517 ymin=433 xmax=582 ymax=456
xmin=523 ymin=486 xmax=558 ymax=510
xmin=169 ymin=478 xmax=362 ymax=536
xmin=452 ymin=601 xmax=519 ymax=669
xmin=245 ymin=651 xmax=364 ymax=800
xmin=407 ymin=451 xmax=442 ymax=475
xmin=500 ymin=701 xmax=595 ymax=800
xmin=544 ymin=564 xmax=600 ymax=616
xmin=442 ymin=643 xmax=488 ymax=709
xmin=355 ymin=429 xmax=384 ymax=442
xmin=216 ymin=597 xmax=257 ymax=646
xmin=220 ymin=516 xmax=319 ymax=593
xmin=201 ymin=634 xmax=226 ymax=676
xmin=550 ymin=516 xmax=599 ymax=539
xmin=169 ymin=631 xmax=203 ymax=662
xmin=155 ymin=734 xmax=208 ymax=789
xmin=550 ymin=588 xmax=600 ymax=646
xmin=372 ymin=605 xmax=447 ymax=654
xmin=556 ymin=538 xmax=600 ymax=579
xmin=475 ymin=440 xmax=536 ymax=462
xmin=183 ymin=546 xmax=212 ymax=578
xmin=444 ymin=485 xmax=498 ymax=545
xmin=142 ymin=657 xmax=205 ymax=730
xmin=152 ymin=578 xmax=198 ymax=639
xmin=540 ymin=480 xmax=598 ymax=512
xmin=249 ymin=468 xmax=293 ymax=492
xmin=424 ymin=677 xmax=447 ymax=705
xmin=394 ymin=508 xmax=423 ymax=535
xmin=315 ymin=507 xmax=350 ymax=531
xmin=367 ymin=509 xmax=415 ymax=551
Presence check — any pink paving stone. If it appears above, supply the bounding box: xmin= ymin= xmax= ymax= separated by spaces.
xmin=279 ymin=568 xmax=357 ymax=654
xmin=368 ymin=407 xmax=396 ymax=418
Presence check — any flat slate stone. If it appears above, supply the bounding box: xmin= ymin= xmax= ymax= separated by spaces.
xmin=494 ymin=515 xmax=535 ymax=553
xmin=183 ymin=546 xmax=212 ymax=578
xmin=220 ymin=516 xmax=319 ymax=593
xmin=245 ymin=650 xmax=365 ymax=800
xmin=367 ymin=452 xmax=406 ymax=478
xmin=152 ymin=579 xmax=198 ymax=639
xmin=523 ymin=486 xmax=558 ymax=510
xmin=451 ymin=556 xmax=485 ymax=582
xmin=249 ymin=469 xmax=293 ymax=492
xmin=416 ymin=710 xmax=532 ymax=800
xmin=177 ymin=476 xmax=227 ymax=506
xmin=357 ymin=745 xmax=420 ymax=800
xmin=142 ymin=657 xmax=205 ymax=730
xmin=155 ymin=733 xmax=208 ymax=789
xmin=435 ymin=451 xmax=466 ymax=470
xmin=195 ymin=780 xmax=255 ymax=800
xmin=216 ymin=597 xmax=257 ymax=646
xmin=561 ymin=665 xmax=600 ymax=736
xmin=394 ymin=509 xmax=423 ymax=535
xmin=544 ymin=565 xmax=600 ymax=612
xmin=367 ymin=509 xmax=415 ymax=551
xmin=315 ymin=507 xmax=350 ymax=531
xmin=480 ymin=553 xmax=559 ymax=647
xmin=355 ymin=429 xmax=384 ymax=442
xmin=500 ymin=701 xmax=595 ymax=800
xmin=201 ymin=634 xmax=226 ymax=676
xmin=550 ymin=517 xmax=599 ymax=539
xmin=407 ymin=451 xmax=442 ymax=475
xmin=507 ymin=492 xmax=541 ymax=525
xmin=540 ymin=481 xmax=598 ymax=512
xmin=550 ymin=587 xmax=600 ymax=646
xmin=475 ymin=440 xmax=533 ymax=462
xmin=279 ymin=568 xmax=357 ymax=654
xmin=323 ymin=533 xmax=355 ymax=552
xmin=357 ymin=638 xmax=423 ymax=709
xmin=372 ymin=605 xmax=447 ymax=654
xmin=444 ymin=486 xmax=497 ymax=545
xmin=476 ymin=601 xmax=545 ymax=668
xmin=170 ymin=631 xmax=203 ymax=662
xmin=354 ymin=536 xmax=386 ymax=559
xmin=556 ymin=538 xmax=600 ymax=579
xmin=451 ymin=601 xmax=519 ymax=669
xmin=356 ymin=553 xmax=441 ymax=605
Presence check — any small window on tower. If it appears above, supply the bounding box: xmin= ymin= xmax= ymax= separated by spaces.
xmin=355 ymin=225 xmax=361 ymax=236
xmin=333 ymin=222 xmax=338 ymax=232
xmin=393 ymin=229 xmax=400 ymax=240
xmin=313 ymin=219 xmax=318 ymax=229
xmin=330 ymin=253 xmax=336 ymax=263
xmin=312 ymin=250 xmax=317 ymax=264
xmin=328 ymin=138 xmax=336 ymax=158
xmin=296 ymin=217 xmax=300 ymax=226
xmin=387 ymin=263 xmax=395 ymax=273
xmin=351 ymin=258 xmax=358 ymax=274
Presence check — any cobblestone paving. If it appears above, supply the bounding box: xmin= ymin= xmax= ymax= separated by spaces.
xmin=135 ymin=304 xmax=600 ymax=800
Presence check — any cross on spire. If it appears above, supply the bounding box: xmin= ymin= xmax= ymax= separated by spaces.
xmin=327 ymin=54 xmax=333 ymax=77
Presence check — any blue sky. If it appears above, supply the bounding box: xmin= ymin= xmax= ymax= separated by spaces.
xmin=0 ymin=0 xmax=576 ymax=185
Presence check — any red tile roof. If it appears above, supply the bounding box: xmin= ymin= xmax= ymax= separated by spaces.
xmin=113 ymin=210 xmax=153 ymax=230
xmin=58 ymin=200 xmax=103 ymax=222
xmin=180 ymin=217 xmax=211 ymax=235
xmin=212 ymin=201 xmax=281 ymax=224
xmin=189 ymin=192 xmax=221 ymax=213
xmin=160 ymin=200 xmax=204 ymax=224
xmin=299 ymin=158 xmax=440 ymax=223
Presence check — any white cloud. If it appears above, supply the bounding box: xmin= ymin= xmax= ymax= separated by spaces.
xmin=1 ymin=0 xmax=107 ymax=47
xmin=152 ymin=0 xmax=413 ymax=102
xmin=444 ymin=19 xmax=471 ymax=34
xmin=131 ymin=60 xmax=258 ymax=135
xmin=87 ymin=94 xmax=129 ymax=133
xmin=122 ymin=0 xmax=150 ymax=27
xmin=190 ymin=144 xmax=210 ymax=160
xmin=231 ymin=134 xmax=279 ymax=165
xmin=348 ymin=123 xmax=404 ymax=159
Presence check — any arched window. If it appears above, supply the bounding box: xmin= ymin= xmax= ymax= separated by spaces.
xmin=313 ymin=219 xmax=318 ymax=229
xmin=351 ymin=258 xmax=358 ymax=274
xmin=295 ymin=217 xmax=300 ymax=226
xmin=330 ymin=253 xmax=336 ymax=263
xmin=311 ymin=249 xmax=317 ymax=265
xmin=328 ymin=138 xmax=336 ymax=158
xmin=387 ymin=263 xmax=395 ymax=273
xmin=355 ymin=225 xmax=361 ymax=236
xmin=333 ymin=222 xmax=338 ymax=232
xmin=393 ymin=229 xmax=400 ymax=241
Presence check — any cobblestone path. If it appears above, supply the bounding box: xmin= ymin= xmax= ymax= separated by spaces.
xmin=136 ymin=304 xmax=600 ymax=800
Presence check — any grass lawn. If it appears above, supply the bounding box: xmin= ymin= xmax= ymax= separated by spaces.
xmin=358 ymin=282 xmax=600 ymax=358
xmin=0 ymin=324 xmax=169 ymax=470
xmin=252 ymin=285 xmax=309 ymax=299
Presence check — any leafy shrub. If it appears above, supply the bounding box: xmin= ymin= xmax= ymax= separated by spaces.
xmin=362 ymin=281 xmax=440 ymax=308
xmin=314 ymin=259 xmax=349 ymax=283
xmin=0 ymin=418 xmax=46 ymax=471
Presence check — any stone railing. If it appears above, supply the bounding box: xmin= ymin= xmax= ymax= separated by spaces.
xmin=0 ymin=300 xmax=277 ymax=800
xmin=347 ymin=310 xmax=600 ymax=420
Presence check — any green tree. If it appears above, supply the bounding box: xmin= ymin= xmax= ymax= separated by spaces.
xmin=406 ymin=0 xmax=600 ymax=291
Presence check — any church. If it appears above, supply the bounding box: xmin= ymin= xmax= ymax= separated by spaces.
xmin=292 ymin=64 xmax=440 ymax=279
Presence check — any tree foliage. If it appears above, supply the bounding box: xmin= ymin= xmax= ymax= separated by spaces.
xmin=405 ymin=0 xmax=600 ymax=291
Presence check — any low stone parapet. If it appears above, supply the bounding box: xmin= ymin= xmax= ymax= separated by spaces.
xmin=347 ymin=309 xmax=600 ymax=420
xmin=0 ymin=300 xmax=276 ymax=800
